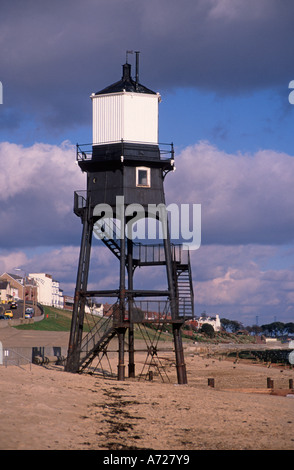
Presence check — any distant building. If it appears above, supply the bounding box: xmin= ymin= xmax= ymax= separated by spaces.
xmin=188 ymin=312 xmax=221 ymax=332
xmin=29 ymin=273 xmax=64 ymax=308
xmin=0 ymin=272 xmax=37 ymax=303
xmin=0 ymin=280 xmax=12 ymax=302
xmin=64 ymin=295 xmax=74 ymax=311
xmin=64 ymin=295 xmax=103 ymax=316
xmin=52 ymin=278 xmax=64 ymax=309
xmin=0 ymin=273 xmax=22 ymax=300
xmin=85 ymin=302 xmax=103 ymax=316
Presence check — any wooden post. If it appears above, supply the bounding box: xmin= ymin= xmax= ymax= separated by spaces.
xmin=208 ymin=378 xmax=215 ymax=387
xmin=267 ymin=377 xmax=274 ymax=388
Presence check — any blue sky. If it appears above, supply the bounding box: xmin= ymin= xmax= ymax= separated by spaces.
xmin=0 ymin=0 xmax=294 ymax=326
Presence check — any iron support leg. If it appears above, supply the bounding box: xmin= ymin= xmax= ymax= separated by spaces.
xmin=117 ymin=328 xmax=126 ymax=381
xmin=173 ymin=323 xmax=187 ymax=384
xmin=127 ymin=236 xmax=135 ymax=377
xmin=65 ymin=208 xmax=92 ymax=372
xmin=162 ymin=210 xmax=188 ymax=385
xmin=117 ymin=212 xmax=126 ymax=381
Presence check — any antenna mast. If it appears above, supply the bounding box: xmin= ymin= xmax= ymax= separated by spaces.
xmin=135 ymin=51 xmax=140 ymax=90
xmin=125 ymin=50 xmax=140 ymax=90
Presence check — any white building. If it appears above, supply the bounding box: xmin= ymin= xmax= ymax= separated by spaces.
xmin=195 ymin=313 xmax=221 ymax=332
xmin=52 ymin=279 xmax=64 ymax=309
xmin=85 ymin=302 xmax=104 ymax=316
xmin=29 ymin=273 xmax=64 ymax=308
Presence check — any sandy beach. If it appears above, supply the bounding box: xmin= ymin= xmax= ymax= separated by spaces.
xmin=0 ymin=328 xmax=293 ymax=451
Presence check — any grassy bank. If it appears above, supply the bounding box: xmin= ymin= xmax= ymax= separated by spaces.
xmin=14 ymin=306 xmax=174 ymax=342
xmin=182 ymin=329 xmax=257 ymax=345
xmin=15 ymin=306 xmax=257 ymax=345
xmin=15 ymin=306 xmax=75 ymax=332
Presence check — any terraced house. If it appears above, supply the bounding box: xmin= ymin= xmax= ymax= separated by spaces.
xmin=29 ymin=273 xmax=64 ymax=308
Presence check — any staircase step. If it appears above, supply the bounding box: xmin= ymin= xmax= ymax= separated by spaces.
xmin=175 ymin=258 xmax=194 ymax=317
xmin=79 ymin=326 xmax=117 ymax=371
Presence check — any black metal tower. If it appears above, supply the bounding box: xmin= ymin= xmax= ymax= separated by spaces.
xmin=65 ymin=55 xmax=194 ymax=384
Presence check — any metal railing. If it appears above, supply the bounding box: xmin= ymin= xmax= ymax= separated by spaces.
xmin=76 ymin=141 xmax=174 ymax=162
xmin=79 ymin=303 xmax=119 ymax=358
xmin=131 ymin=299 xmax=171 ymax=322
xmin=74 ymin=190 xmax=87 ymax=216
xmin=1 ymin=348 xmax=32 ymax=370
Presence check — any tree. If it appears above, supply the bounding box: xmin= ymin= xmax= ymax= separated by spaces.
xmin=246 ymin=325 xmax=262 ymax=336
xmin=272 ymin=322 xmax=285 ymax=336
xmin=285 ymin=322 xmax=294 ymax=335
xmin=261 ymin=322 xmax=285 ymax=337
xmin=261 ymin=323 xmax=274 ymax=337
xmin=230 ymin=320 xmax=243 ymax=333
xmin=221 ymin=318 xmax=243 ymax=333
xmin=220 ymin=318 xmax=231 ymax=332
xmin=200 ymin=323 xmax=215 ymax=338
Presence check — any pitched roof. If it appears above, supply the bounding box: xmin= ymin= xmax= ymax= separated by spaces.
xmin=95 ymin=63 xmax=156 ymax=96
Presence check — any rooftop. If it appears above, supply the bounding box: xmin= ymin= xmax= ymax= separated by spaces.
xmin=94 ymin=63 xmax=157 ymax=96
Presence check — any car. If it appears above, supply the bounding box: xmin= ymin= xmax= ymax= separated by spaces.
xmin=25 ymin=307 xmax=34 ymax=318
xmin=0 ymin=314 xmax=6 ymax=320
xmin=4 ymin=310 xmax=13 ymax=318
xmin=10 ymin=302 xmax=17 ymax=309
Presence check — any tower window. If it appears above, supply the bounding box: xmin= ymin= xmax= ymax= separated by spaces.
xmin=136 ymin=167 xmax=150 ymax=187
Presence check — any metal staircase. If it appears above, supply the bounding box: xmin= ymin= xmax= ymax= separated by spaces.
xmin=79 ymin=327 xmax=117 ymax=372
xmin=77 ymin=304 xmax=120 ymax=371
xmin=93 ymin=217 xmax=122 ymax=261
xmin=174 ymin=260 xmax=194 ymax=317
xmin=93 ymin=215 xmax=194 ymax=319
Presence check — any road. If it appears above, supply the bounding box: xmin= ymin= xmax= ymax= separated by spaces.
xmin=0 ymin=301 xmax=39 ymax=319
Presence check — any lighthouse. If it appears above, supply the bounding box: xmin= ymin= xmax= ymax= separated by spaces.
xmin=65 ymin=54 xmax=194 ymax=384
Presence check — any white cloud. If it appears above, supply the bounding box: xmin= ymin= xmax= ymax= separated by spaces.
xmin=0 ymin=140 xmax=84 ymax=204
xmin=0 ymin=139 xmax=293 ymax=324
xmin=1 ymin=240 xmax=293 ymax=324
xmin=190 ymin=244 xmax=294 ymax=323
xmin=0 ymin=251 xmax=29 ymax=275
xmin=208 ymin=0 xmax=270 ymax=21
xmin=0 ymin=141 xmax=85 ymax=247
xmin=166 ymin=141 xmax=294 ymax=245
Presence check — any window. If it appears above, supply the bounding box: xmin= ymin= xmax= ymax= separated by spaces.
xmin=136 ymin=167 xmax=150 ymax=188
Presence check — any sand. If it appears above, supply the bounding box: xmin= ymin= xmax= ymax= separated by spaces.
xmin=0 ymin=329 xmax=293 ymax=451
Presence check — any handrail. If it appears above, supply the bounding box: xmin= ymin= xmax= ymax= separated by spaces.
xmin=76 ymin=141 xmax=174 ymax=162
xmin=79 ymin=303 xmax=119 ymax=355
xmin=92 ymin=213 xmax=190 ymax=261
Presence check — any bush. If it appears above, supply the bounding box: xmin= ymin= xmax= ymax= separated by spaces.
xmin=200 ymin=323 xmax=215 ymax=338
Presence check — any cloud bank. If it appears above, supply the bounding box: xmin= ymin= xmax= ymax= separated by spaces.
xmin=2 ymin=140 xmax=293 ymax=250
xmin=0 ymin=1 xmax=293 ymax=324
xmin=0 ymin=140 xmax=84 ymax=248
xmin=166 ymin=141 xmax=294 ymax=245
xmin=1 ymin=0 xmax=293 ymax=135
xmin=0 ymin=139 xmax=293 ymax=323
